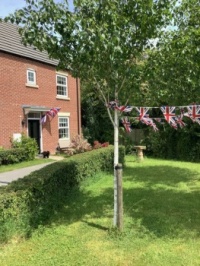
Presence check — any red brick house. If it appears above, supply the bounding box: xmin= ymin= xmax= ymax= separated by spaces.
xmin=0 ymin=22 xmax=81 ymax=154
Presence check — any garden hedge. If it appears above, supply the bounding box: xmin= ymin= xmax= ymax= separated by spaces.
xmin=0 ymin=148 xmax=27 ymax=165
xmin=146 ymin=122 xmax=200 ymax=162
xmin=0 ymin=145 xmax=125 ymax=243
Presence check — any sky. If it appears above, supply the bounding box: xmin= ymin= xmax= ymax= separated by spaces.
xmin=0 ymin=0 xmax=74 ymax=18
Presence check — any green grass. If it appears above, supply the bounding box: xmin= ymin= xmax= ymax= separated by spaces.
xmin=0 ymin=158 xmax=55 ymax=173
xmin=1 ymin=155 xmax=200 ymax=265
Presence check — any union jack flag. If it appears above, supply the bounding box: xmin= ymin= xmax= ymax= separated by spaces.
xmin=41 ymin=114 xmax=47 ymax=124
xmin=47 ymin=107 xmax=61 ymax=118
xmin=175 ymin=116 xmax=186 ymax=128
xmin=135 ymin=107 xmax=158 ymax=130
xmin=184 ymin=105 xmax=200 ymax=125
xmin=175 ymin=109 xmax=186 ymax=128
xmin=121 ymin=117 xmax=132 ymax=133
xmin=141 ymin=117 xmax=159 ymax=131
xmin=135 ymin=107 xmax=149 ymax=120
xmin=160 ymin=106 xmax=177 ymax=129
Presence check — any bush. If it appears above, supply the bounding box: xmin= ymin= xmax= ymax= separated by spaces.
xmin=0 ymin=145 xmax=125 ymax=243
xmin=0 ymin=148 xmax=27 ymax=165
xmin=145 ymin=121 xmax=200 ymax=162
xmin=11 ymin=134 xmax=39 ymax=160
xmin=69 ymin=134 xmax=92 ymax=155
xmin=93 ymin=140 xmax=109 ymax=149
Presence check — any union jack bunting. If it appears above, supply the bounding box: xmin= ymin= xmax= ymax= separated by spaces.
xmin=135 ymin=107 xmax=149 ymax=120
xmin=116 ymin=106 xmax=126 ymax=112
xmin=185 ymin=105 xmax=200 ymax=125
xmin=121 ymin=117 xmax=132 ymax=133
xmin=160 ymin=106 xmax=177 ymax=129
xmin=141 ymin=117 xmax=159 ymax=131
xmin=175 ymin=109 xmax=186 ymax=128
xmin=116 ymin=105 xmax=133 ymax=112
xmin=107 ymin=101 xmax=118 ymax=110
xmin=122 ymin=106 xmax=133 ymax=113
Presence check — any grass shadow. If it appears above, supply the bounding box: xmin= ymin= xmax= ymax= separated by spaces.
xmin=124 ymin=165 xmax=200 ymax=185
xmin=48 ymin=163 xmax=200 ymax=239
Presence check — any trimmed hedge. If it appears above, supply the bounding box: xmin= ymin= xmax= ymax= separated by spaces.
xmin=146 ymin=122 xmax=200 ymax=162
xmin=0 ymin=145 xmax=125 ymax=243
xmin=0 ymin=148 xmax=27 ymax=165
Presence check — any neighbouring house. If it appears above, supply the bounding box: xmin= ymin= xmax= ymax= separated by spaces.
xmin=0 ymin=22 xmax=81 ymax=154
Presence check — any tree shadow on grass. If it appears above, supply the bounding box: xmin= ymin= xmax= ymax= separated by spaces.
xmin=121 ymin=164 xmax=200 ymax=237
xmin=47 ymin=164 xmax=200 ymax=239
xmin=124 ymin=164 xmax=200 ymax=186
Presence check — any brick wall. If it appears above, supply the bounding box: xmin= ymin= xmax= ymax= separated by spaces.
xmin=0 ymin=51 xmax=81 ymax=153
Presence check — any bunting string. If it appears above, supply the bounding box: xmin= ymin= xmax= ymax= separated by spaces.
xmin=108 ymin=101 xmax=200 ymax=132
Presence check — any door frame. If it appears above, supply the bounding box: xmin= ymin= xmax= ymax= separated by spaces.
xmin=27 ymin=114 xmax=43 ymax=153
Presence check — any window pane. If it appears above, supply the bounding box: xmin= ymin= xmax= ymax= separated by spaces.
xmin=59 ymin=117 xmax=69 ymax=139
xmin=57 ymin=76 xmax=66 ymax=85
xmin=59 ymin=128 xmax=68 ymax=138
xmin=27 ymin=70 xmax=35 ymax=83
xmin=57 ymin=85 xmax=66 ymax=96
xmin=57 ymin=75 xmax=67 ymax=96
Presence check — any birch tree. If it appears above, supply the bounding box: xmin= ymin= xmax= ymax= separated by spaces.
xmin=7 ymin=0 xmax=175 ymax=227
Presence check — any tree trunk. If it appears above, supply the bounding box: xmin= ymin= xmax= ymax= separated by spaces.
xmin=113 ymin=108 xmax=119 ymax=226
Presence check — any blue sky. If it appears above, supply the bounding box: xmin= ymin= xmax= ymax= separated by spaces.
xmin=0 ymin=0 xmax=74 ymax=18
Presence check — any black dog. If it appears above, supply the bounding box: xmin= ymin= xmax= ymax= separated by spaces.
xmin=41 ymin=151 xmax=50 ymax=158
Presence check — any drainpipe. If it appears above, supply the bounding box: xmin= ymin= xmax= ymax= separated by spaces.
xmin=76 ymin=77 xmax=81 ymax=134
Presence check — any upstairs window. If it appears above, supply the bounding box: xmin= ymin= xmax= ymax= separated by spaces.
xmin=56 ymin=74 xmax=68 ymax=97
xmin=27 ymin=69 xmax=36 ymax=85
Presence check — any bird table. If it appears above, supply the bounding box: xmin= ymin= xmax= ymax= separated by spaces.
xmin=134 ymin=146 xmax=146 ymax=160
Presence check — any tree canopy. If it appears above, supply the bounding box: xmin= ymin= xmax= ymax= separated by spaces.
xmin=6 ymin=0 xmax=175 ymax=107
xmin=144 ymin=0 xmax=200 ymax=106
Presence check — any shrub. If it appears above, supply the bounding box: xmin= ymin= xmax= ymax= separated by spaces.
xmin=101 ymin=142 xmax=109 ymax=147
xmin=69 ymin=134 xmax=92 ymax=155
xmin=0 ymin=148 xmax=26 ymax=165
xmin=93 ymin=140 xmax=102 ymax=149
xmin=0 ymin=145 xmax=125 ymax=243
xmin=145 ymin=121 xmax=200 ymax=162
xmin=93 ymin=140 xmax=109 ymax=149
xmin=93 ymin=141 xmax=109 ymax=149
xmin=11 ymin=134 xmax=38 ymax=160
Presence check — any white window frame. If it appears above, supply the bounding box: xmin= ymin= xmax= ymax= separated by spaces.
xmin=58 ymin=116 xmax=70 ymax=140
xmin=27 ymin=69 xmax=36 ymax=85
xmin=56 ymin=73 xmax=68 ymax=99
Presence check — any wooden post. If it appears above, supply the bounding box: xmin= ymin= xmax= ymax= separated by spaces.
xmin=115 ymin=163 xmax=123 ymax=231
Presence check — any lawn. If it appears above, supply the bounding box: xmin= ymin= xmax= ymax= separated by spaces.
xmin=1 ymin=155 xmax=200 ymax=266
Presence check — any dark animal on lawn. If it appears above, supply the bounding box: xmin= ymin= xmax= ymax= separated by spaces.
xmin=41 ymin=151 xmax=50 ymax=158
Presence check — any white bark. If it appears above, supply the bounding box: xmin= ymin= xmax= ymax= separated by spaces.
xmin=113 ymin=108 xmax=119 ymax=226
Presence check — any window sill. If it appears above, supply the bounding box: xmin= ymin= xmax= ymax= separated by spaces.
xmin=26 ymin=83 xmax=39 ymax=89
xmin=56 ymin=96 xmax=70 ymax=100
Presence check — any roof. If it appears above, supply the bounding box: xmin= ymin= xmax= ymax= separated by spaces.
xmin=0 ymin=22 xmax=58 ymax=66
